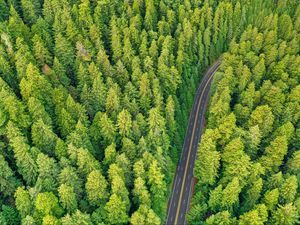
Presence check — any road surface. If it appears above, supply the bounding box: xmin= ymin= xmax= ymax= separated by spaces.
xmin=166 ymin=60 xmax=221 ymax=225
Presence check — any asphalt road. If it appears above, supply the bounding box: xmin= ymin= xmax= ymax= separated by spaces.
xmin=166 ymin=60 xmax=221 ymax=225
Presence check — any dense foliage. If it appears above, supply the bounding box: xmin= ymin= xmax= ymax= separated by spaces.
xmin=0 ymin=0 xmax=298 ymax=224
xmin=189 ymin=2 xmax=300 ymax=224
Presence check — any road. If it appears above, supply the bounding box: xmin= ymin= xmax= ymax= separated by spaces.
xmin=166 ymin=60 xmax=221 ymax=225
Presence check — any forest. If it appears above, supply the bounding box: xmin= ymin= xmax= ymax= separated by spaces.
xmin=189 ymin=1 xmax=300 ymax=225
xmin=0 ymin=0 xmax=299 ymax=224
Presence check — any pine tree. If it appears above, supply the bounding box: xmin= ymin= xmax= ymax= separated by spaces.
xmin=0 ymin=154 xmax=19 ymax=197
xmin=14 ymin=187 xmax=32 ymax=218
xmin=32 ymin=34 xmax=52 ymax=66
xmin=85 ymin=170 xmax=108 ymax=207
xmin=105 ymin=194 xmax=128 ymax=224
xmin=58 ymin=184 xmax=77 ymax=213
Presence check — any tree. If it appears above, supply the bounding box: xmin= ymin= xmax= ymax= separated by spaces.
xmin=245 ymin=125 xmax=262 ymax=157
xmin=0 ymin=154 xmax=19 ymax=197
xmin=241 ymin=178 xmax=263 ymax=212
xmin=27 ymin=97 xmax=52 ymax=126
xmin=35 ymin=192 xmax=62 ymax=217
xmin=61 ymin=210 xmax=93 ymax=225
xmin=221 ymin=138 xmax=251 ymax=186
xmin=105 ymin=85 xmax=120 ymax=116
xmin=20 ymin=63 xmax=53 ymax=113
xmin=21 ymin=215 xmax=36 ymax=225
xmin=90 ymin=112 xmax=116 ymax=146
xmin=130 ymin=205 xmax=160 ymax=225
xmin=78 ymin=0 xmax=93 ymax=30
xmin=85 ymin=170 xmax=108 ymax=207
xmin=76 ymin=148 xmax=101 ymax=175
xmin=248 ymin=105 xmax=274 ymax=137
xmin=0 ymin=205 xmax=20 ymax=225
xmin=287 ymin=150 xmax=300 ymax=174
xmin=139 ymin=73 xmax=152 ymax=112
xmin=6 ymin=121 xmax=38 ymax=185
xmin=279 ymin=175 xmax=298 ymax=204
xmin=32 ymin=34 xmax=52 ymax=66
xmin=110 ymin=16 xmax=122 ymax=63
xmin=144 ymin=0 xmax=157 ymax=31
xmin=58 ymin=184 xmax=77 ymax=213
xmin=42 ymin=215 xmax=60 ymax=225
xmin=221 ymin=177 xmax=242 ymax=211
xmin=20 ymin=0 xmax=40 ymax=24
xmin=208 ymin=87 xmax=232 ymax=128
xmin=260 ymin=135 xmax=288 ymax=172
xmin=54 ymin=34 xmax=74 ymax=73
xmin=238 ymin=207 xmax=267 ymax=225
xmin=31 ymin=119 xmax=58 ymax=155
xmin=278 ymin=14 xmax=293 ymax=40
xmin=105 ymin=194 xmax=128 ymax=224
xmin=194 ymin=131 xmax=220 ymax=185
xmin=263 ymin=189 xmax=280 ymax=210
xmin=15 ymin=187 xmax=32 ymax=218
xmin=252 ymin=58 xmax=266 ymax=86
xmin=147 ymin=107 xmax=169 ymax=151
xmin=117 ymin=109 xmax=132 ymax=137
xmin=148 ymin=160 xmax=166 ymax=218
xmin=206 ymin=211 xmax=236 ymax=225
xmin=0 ymin=0 xmax=9 ymax=21
xmin=133 ymin=177 xmax=151 ymax=207
xmin=272 ymin=203 xmax=299 ymax=225
xmin=36 ymin=153 xmax=60 ymax=192
xmin=58 ymin=167 xmax=83 ymax=198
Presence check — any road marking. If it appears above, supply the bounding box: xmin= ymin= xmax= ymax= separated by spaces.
xmin=173 ymin=65 xmax=218 ymax=225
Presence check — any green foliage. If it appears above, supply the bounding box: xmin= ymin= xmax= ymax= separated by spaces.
xmin=0 ymin=0 xmax=299 ymax=224
xmin=190 ymin=3 xmax=300 ymax=223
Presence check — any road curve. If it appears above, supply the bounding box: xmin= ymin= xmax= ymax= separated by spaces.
xmin=166 ymin=60 xmax=221 ymax=225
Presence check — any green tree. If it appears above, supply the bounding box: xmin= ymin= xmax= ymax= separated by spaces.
xmin=130 ymin=205 xmax=160 ymax=225
xmin=144 ymin=0 xmax=157 ymax=31
xmin=54 ymin=34 xmax=74 ymax=73
xmin=31 ymin=120 xmax=58 ymax=155
xmin=32 ymin=35 xmax=52 ymax=66
xmin=15 ymin=187 xmax=32 ymax=218
xmin=248 ymin=105 xmax=274 ymax=137
xmin=263 ymin=188 xmax=280 ymax=210
xmin=272 ymin=203 xmax=299 ymax=225
xmin=0 ymin=154 xmax=19 ymax=197
xmin=61 ymin=210 xmax=93 ymax=225
xmin=105 ymin=194 xmax=128 ymax=224
xmin=85 ymin=170 xmax=108 ymax=207
xmin=206 ymin=211 xmax=236 ymax=225
xmin=260 ymin=135 xmax=288 ymax=172
xmin=20 ymin=0 xmax=40 ymax=24
xmin=35 ymin=192 xmax=62 ymax=217
xmin=132 ymin=177 xmax=151 ymax=207
xmin=58 ymin=184 xmax=77 ymax=213
xmin=194 ymin=130 xmax=220 ymax=185
xmin=148 ymin=159 xmax=166 ymax=218
xmin=6 ymin=121 xmax=38 ymax=185
xmin=117 ymin=109 xmax=132 ymax=138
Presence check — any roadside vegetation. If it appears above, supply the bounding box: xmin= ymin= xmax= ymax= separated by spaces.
xmin=189 ymin=2 xmax=300 ymax=224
